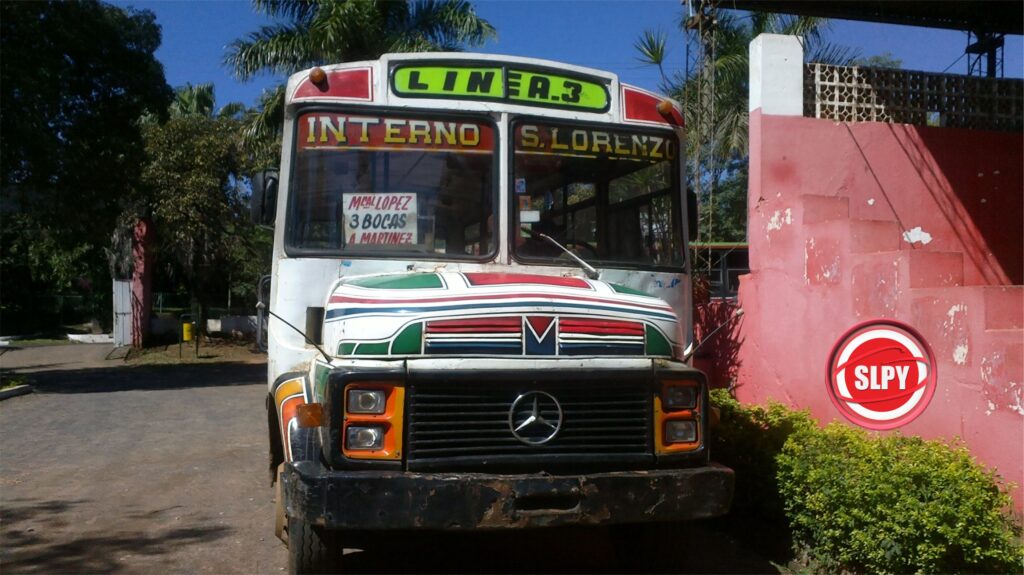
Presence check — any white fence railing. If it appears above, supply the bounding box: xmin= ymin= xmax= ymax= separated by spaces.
xmin=804 ymin=63 xmax=1022 ymax=132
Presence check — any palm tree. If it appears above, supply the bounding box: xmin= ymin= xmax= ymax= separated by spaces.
xmin=170 ymin=83 xmax=247 ymax=119
xmin=226 ymin=0 xmax=496 ymax=159
xmin=636 ymin=10 xmax=855 ymax=242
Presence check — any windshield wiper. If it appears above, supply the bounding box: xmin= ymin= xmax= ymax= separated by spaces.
xmin=522 ymin=226 xmax=600 ymax=280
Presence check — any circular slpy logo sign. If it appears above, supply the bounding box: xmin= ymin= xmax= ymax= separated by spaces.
xmin=827 ymin=320 xmax=937 ymax=430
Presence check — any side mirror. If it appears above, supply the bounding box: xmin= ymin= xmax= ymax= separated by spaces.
xmin=251 ymin=169 xmax=279 ymax=226
xmin=687 ymin=187 xmax=698 ymax=242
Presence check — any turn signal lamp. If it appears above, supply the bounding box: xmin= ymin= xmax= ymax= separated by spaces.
xmin=295 ymin=403 xmax=323 ymax=428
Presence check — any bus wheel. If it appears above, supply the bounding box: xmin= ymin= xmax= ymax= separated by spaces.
xmin=287 ymin=517 xmax=344 ymax=574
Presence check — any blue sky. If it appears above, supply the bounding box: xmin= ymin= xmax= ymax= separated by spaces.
xmin=113 ymin=0 xmax=1023 ymax=110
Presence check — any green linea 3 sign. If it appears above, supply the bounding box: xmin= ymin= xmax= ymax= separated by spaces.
xmin=391 ymin=64 xmax=610 ymax=112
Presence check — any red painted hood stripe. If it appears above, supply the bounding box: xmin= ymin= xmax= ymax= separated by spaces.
xmin=463 ymin=273 xmax=589 ymax=288
xmin=328 ymin=291 xmax=673 ymax=313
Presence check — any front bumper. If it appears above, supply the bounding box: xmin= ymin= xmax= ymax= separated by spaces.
xmin=281 ymin=460 xmax=734 ymax=530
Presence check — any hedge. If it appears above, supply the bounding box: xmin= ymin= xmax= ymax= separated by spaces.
xmin=709 ymin=390 xmax=1023 ymax=574
xmin=709 ymin=389 xmax=815 ymax=519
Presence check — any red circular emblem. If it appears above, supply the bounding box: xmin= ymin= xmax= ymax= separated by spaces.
xmin=827 ymin=319 xmax=937 ymax=430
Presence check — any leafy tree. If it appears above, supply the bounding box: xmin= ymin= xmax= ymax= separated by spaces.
xmin=141 ymin=108 xmax=267 ymax=332
xmin=168 ymin=83 xmax=247 ymax=119
xmin=851 ymin=52 xmax=902 ymax=69
xmin=636 ymin=11 xmax=855 ymax=243
xmin=226 ymin=0 xmax=496 ymax=160
xmin=0 ymin=0 xmax=171 ymax=333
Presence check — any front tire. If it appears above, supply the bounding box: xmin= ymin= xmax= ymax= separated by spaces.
xmin=287 ymin=516 xmax=344 ymax=574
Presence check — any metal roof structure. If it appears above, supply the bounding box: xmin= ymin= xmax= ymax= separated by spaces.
xmin=724 ymin=1 xmax=1023 ymax=35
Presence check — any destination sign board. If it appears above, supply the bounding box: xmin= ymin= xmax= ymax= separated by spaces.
xmin=391 ymin=64 xmax=610 ymax=112
xmin=297 ymin=113 xmax=494 ymax=153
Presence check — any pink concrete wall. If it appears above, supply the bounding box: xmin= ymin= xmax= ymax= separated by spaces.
xmin=736 ymin=110 xmax=1023 ymax=508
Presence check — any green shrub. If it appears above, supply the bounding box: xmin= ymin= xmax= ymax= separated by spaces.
xmin=777 ymin=423 xmax=1022 ymax=574
xmin=709 ymin=388 xmax=815 ymax=520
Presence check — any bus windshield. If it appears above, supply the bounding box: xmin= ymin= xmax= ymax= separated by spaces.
xmin=289 ymin=111 xmax=496 ymax=257
xmin=512 ymin=119 xmax=683 ymax=269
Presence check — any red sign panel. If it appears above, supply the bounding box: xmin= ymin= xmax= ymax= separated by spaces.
xmin=292 ymin=67 xmax=373 ymax=102
xmin=621 ymin=86 xmax=683 ymax=127
xmin=298 ymin=114 xmax=494 ymax=153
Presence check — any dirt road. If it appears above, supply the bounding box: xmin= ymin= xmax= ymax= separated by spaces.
xmin=0 ymin=345 xmax=776 ymax=574
xmin=1 ymin=344 xmax=283 ymax=574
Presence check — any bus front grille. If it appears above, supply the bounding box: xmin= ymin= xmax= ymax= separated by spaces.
xmin=405 ymin=381 xmax=653 ymax=471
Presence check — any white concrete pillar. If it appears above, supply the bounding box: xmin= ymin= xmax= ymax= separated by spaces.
xmin=749 ymin=34 xmax=804 ymax=116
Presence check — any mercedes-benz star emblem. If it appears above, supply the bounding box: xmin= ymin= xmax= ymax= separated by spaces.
xmin=508 ymin=391 xmax=563 ymax=445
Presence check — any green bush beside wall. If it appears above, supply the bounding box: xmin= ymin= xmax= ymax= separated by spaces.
xmin=709 ymin=389 xmax=815 ymax=520
xmin=709 ymin=390 xmax=1022 ymax=574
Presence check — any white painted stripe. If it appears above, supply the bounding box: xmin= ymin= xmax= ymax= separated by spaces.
xmin=425 ymin=333 xmax=521 ymax=340
xmin=559 ymin=334 xmax=645 ymax=341
xmin=425 ymin=335 xmax=524 ymax=339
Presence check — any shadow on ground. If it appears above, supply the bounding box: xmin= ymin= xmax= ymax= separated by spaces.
xmin=2 ymin=362 xmax=265 ymax=394
xmin=336 ymin=522 xmax=781 ymax=574
xmin=0 ymin=498 xmax=231 ymax=574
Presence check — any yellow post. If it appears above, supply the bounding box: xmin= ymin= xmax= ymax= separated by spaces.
xmin=182 ymin=320 xmax=193 ymax=342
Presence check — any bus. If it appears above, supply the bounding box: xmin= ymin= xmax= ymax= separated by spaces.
xmin=251 ymin=52 xmax=733 ymax=573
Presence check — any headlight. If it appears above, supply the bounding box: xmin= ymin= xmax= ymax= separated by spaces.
xmin=347 ymin=389 xmax=386 ymax=414
xmin=665 ymin=420 xmax=697 ymax=444
xmin=346 ymin=425 xmax=384 ymax=450
xmin=663 ymin=384 xmax=698 ymax=410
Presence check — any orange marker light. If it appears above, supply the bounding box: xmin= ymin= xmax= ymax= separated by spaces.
xmin=296 ymin=403 xmax=323 ymax=428
xmin=656 ymin=99 xmax=674 ymax=116
xmin=309 ymin=67 xmax=328 ymax=91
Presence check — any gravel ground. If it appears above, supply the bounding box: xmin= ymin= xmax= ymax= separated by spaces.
xmin=0 ymin=345 xmax=778 ymax=574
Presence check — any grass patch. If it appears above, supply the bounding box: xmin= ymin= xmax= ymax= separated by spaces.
xmin=1 ymin=373 xmax=30 ymax=390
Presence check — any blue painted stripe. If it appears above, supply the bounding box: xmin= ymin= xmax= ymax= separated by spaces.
xmin=425 ymin=341 xmax=522 ymax=355
xmin=326 ymin=300 xmax=676 ymax=322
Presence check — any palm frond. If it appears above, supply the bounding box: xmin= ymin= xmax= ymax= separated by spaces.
xmin=406 ymin=0 xmax=496 ymax=50
xmin=635 ymin=29 xmax=667 ymax=67
xmin=807 ymin=43 xmax=859 ymax=66
xmin=170 ymin=82 xmax=216 ymax=117
xmin=242 ymin=85 xmax=285 ymax=164
xmin=252 ymin=0 xmax=318 ymax=23
xmin=226 ymin=23 xmax=315 ymax=80
xmin=218 ymin=102 xmax=247 ymax=120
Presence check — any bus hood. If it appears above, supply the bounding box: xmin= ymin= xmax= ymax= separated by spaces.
xmin=323 ymin=272 xmax=681 ymax=358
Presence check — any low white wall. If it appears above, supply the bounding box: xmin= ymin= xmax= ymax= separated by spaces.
xmin=150 ymin=315 xmax=257 ymax=336
xmin=207 ymin=316 xmax=257 ymax=335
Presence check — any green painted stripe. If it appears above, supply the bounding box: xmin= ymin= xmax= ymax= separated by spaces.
xmin=314 ymin=363 xmax=331 ymax=401
xmin=346 ymin=274 xmax=443 ymax=289
xmin=610 ymin=283 xmax=654 ymax=297
xmin=646 ymin=324 xmax=672 ymax=356
xmin=338 ymin=342 xmax=357 ymax=355
xmin=391 ymin=323 xmax=423 ymax=354
xmin=355 ymin=342 xmax=389 ymax=355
